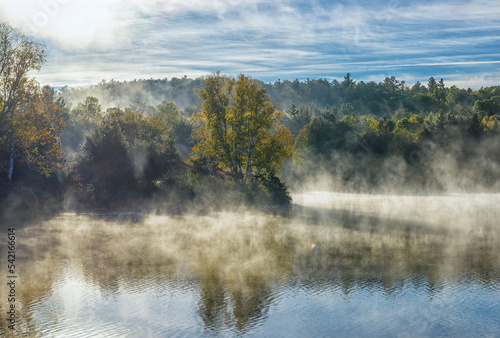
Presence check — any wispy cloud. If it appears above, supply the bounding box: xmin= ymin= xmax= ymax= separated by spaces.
xmin=1 ymin=0 xmax=498 ymax=88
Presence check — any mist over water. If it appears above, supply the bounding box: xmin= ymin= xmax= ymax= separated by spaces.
xmin=1 ymin=192 xmax=499 ymax=337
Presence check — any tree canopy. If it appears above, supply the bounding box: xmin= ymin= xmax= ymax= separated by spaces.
xmin=0 ymin=23 xmax=60 ymax=184
xmin=1 ymin=20 xmax=499 ymax=214
xmin=190 ymin=73 xmax=294 ymax=183
xmin=70 ymin=108 xmax=184 ymax=207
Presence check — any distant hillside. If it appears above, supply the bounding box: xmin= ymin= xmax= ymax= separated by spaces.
xmin=59 ymin=74 xmax=499 ymax=120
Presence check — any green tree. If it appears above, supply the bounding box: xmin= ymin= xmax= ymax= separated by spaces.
xmin=393 ymin=114 xmax=425 ymax=141
xmin=285 ymin=103 xmax=314 ymax=135
xmin=433 ymin=109 xmax=447 ymax=130
xmin=411 ymin=81 xmax=427 ymax=94
xmin=61 ymin=96 xmax=103 ymax=159
xmin=129 ymin=97 xmax=156 ymax=116
xmin=427 ymin=77 xmax=438 ymax=93
xmin=321 ymin=104 xmax=337 ymax=123
xmin=156 ymin=101 xmax=193 ymax=158
xmin=468 ymin=112 xmax=483 ymax=139
xmin=431 ymin=81 xmax=447 ymax=102
xmin=383 ymin=76 xmax=406 ymax=94
xmin=157 ymin=100 xmax=181 ymax=126
xmin=72 ymin=109 xmax=184 ymax=206
xmin=473 ymin=96 xmax=500 ymax=116
xmin=72 ymin=96 xmax=102 ymax=119
xmin=342 ymin=73 xmax=356 ymax=90
xmin=446 ymin=86 xmax=474 ymax=109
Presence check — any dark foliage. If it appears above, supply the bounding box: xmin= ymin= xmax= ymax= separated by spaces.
xmin=68 ymin=109 xmax=186 ymax=209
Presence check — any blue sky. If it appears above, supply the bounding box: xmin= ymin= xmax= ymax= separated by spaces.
xmin=0 ymin=0 xmax=499 ymax=89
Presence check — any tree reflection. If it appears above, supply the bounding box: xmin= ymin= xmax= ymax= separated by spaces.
xmin=198 ymin=267 xmax=228 ymax=331
xmin=198 ymin=266 xmax=276 ymax=334
xmin=3 ymin=208 xmax=499 ymax=335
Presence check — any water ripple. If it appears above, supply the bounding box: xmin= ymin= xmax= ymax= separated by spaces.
xmin=6 ymin=202 xmax=500 ymax=337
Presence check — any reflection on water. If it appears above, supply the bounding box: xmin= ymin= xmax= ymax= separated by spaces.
xmin=1 ymin=193 xmax=499 ymax=337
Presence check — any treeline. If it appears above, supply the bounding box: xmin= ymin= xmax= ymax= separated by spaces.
xmin=62 ymin=73 xmax=293 ymax=211
xmin=262 ymin=74 xmax=494 ymax=116
xmin=288 ymin=107 xmax=500 ymax=192
xmin=60 ymin=76 xmax=203 ymax=112
xmin=1 ymin=22 xmax=500 ymax=221
xmin=62 ymin=73 xmax=500 ymax=120
xmin=0 ymin=23 xmax=293 ymax=221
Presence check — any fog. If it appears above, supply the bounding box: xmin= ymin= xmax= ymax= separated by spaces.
xmin=1 ymin=192 xmax=499 ymax=335
xmin=285 ymin=132 xmax=500 ymax=195
xmin=2 ymin=74 xmax=499 ymax=336
xmin=59 ymin=78 xmax=202 ymax=112
xmin=0 ymin=9 xmax=499 ymax=336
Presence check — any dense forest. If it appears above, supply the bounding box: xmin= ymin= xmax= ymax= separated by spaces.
xmin=60 ymin=72 xmax=497 ymax=117
xmin=54 ymin=70 xmax=500 ymax=194
xmin=1 ymin=23 xmax=499 ymax=221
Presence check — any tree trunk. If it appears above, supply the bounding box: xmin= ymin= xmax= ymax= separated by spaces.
xmin=7 ymin=146 xmax=15 ymax=184
xmin=245 ymin=143 xmax=253 ymax=183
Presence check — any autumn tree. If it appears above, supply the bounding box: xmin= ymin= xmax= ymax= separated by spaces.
xmin=190 ymin=73 xmax=293 ymax=184
xmin=0 ymin=22 xmax=48 ymax=183
xmin=10 ymin=86 xmax=66 ymax=178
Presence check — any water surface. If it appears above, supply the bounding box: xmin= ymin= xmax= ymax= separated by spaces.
xmin=1 ymin=193 xmax=499 ymax=337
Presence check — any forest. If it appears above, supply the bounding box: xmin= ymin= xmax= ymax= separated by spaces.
xmin=1 ymin=23 xmax=499 ymax=220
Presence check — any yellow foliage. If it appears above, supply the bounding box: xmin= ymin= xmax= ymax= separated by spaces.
xmin=367 ymin=118 xmax=381 ymax=136
xmin=12 ymin=87 xmax=66 ymax=176
xmin=482 ymin=116 xmax=500 ymax=132
xmin=393 ymin=114 xmax=425 ymax=143
xmin=190 ymin=73 xmax=293 ymax=181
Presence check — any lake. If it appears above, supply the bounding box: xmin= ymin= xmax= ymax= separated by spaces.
xmin=1 ymin=192 xmax=499 ymax=337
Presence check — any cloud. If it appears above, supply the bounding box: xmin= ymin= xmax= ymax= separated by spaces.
xmin=392 ymin=0 xmax=500 ymax=23
xmin=0 ymin=0 xmax=140 ymax=49
xmin=1 ymin=0 xmax=498 ymax=88
xmin=437 ymin=73 xmax=500 ymax=89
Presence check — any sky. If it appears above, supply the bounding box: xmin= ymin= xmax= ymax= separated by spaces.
xmin=0 ymin=0 xmax=499 ymax=89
